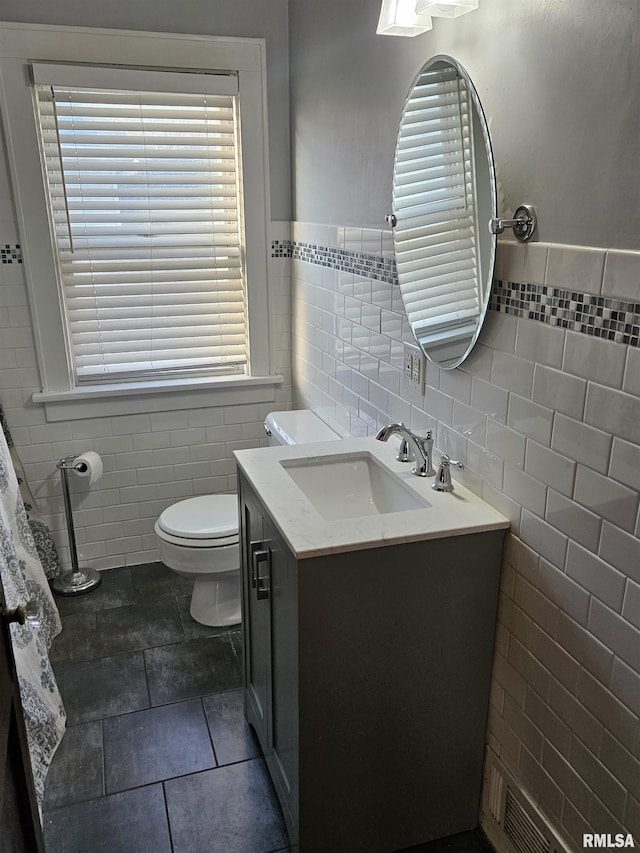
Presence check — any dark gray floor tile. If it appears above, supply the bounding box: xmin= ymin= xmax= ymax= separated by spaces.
xmin=131 ymin=560 xmax=194 ymax=602
xmin=95 ymin=598 xmax=185 ymax=657
xmin=103 ymin=699 xmax=215 ymax=793
xmin=53 ymin=567 xmax=135 ymax=616
xmin=165 ymin=759 xmax=289 ymax=853
xmin=145 ymin=635 xmax=242 ymax=706
xmin=396 ymin=829 xmax=493 ymax=853
xmin=49 ymin=613 xmax=98 ymax=666
xmin=177 ymin=594 xmax=233 ymax=641
xmin=44 ymin=721 xmax=104 ymax=810
xmin=55 ymin=651 xmax=149 ymax=724
xmin=43 ymin=783 xmax=171 ymax=853
xmin=203 ymin=689 xmax=260 ymax=766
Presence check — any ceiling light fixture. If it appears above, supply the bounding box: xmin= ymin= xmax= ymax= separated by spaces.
xmin=376 ymin=0 xmax=433 ymax=37
xmin=415 ymin=0 xmax=479 ymax=18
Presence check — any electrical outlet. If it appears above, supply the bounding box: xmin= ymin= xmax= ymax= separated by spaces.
xmin=402 ymin=342 xmax=425 ymax=396
xmin=404 ymin=350 xmax=413 ymax=382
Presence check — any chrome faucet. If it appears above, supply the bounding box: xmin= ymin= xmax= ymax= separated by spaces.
xmin=375 ymin=423 xmax=435 ymax=477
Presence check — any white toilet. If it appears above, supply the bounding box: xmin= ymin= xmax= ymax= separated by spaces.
xmin=154 ymin=410 xmax=340 ymax=627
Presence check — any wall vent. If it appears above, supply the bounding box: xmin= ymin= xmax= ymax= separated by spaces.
xmin=487 ymin=763 xmax=505 ymax=824
xmin=504 ymin=788 xmax=550 ymax=853
xmin=481 ymin=749 xmax=570 ymax=853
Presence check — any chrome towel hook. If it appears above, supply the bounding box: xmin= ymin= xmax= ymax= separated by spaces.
xmin=489 ymin=203 xmax=537 ymax=242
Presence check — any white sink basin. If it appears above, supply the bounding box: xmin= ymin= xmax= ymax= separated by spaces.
xmin=235 ymin=437 xmax=510 ymax=558
xmin=280 ymin=451 xmax=430 ymax=520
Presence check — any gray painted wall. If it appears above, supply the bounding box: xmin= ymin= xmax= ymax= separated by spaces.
xmin=289 ymin=0 xmax=640 ymax=250
xmin=0 ymin=0 xmax=292 ymax=221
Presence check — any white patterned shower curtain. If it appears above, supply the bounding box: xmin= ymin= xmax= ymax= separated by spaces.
xmin=0 ymin=426 xmax=65 ymax=809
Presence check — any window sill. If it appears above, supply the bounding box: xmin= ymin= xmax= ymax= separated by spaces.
xmin=33 ymin=374 xmax=284 ymax=422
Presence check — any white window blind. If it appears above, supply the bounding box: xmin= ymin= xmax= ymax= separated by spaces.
xmin=392 ymin=66 xmax=479 ymax=359
xmin=33 ymin=68 xmax=246 ymax=385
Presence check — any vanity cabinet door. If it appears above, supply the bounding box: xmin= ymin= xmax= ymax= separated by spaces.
xmin=262 ymin=515 xmax=298 ymax=832
xmin=239 ymin=476 xmax=299 ymax=841
xmin=239 ymin=481 xmax=271 ymax=752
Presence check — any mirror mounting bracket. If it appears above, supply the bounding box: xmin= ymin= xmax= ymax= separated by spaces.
xmin=489 ymin=203 xmax=537 ymax=242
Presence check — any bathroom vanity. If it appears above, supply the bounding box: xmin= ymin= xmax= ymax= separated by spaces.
xmin=235 ymin=438 xmax=509 ymax=852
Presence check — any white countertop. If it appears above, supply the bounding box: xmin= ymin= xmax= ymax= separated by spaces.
xmin=234 ymin=437 xmax=510 ymax=559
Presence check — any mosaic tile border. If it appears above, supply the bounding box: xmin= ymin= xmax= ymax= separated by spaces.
xmin=1 ymin=243 xmax=22 ymax=264
xmin=272 ymin=239 xmax=397 ymax=284
xmin=490 ymin=280 xmax=640 ymax=346
xmin=271 ymin=239 xmax=293 ymax=259
xmin=273 ymin=239 xmax=640 ymax=348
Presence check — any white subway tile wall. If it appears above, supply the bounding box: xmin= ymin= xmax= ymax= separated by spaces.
xmin=291 ymin=222 xmax=640 ymax=847
xmin=0 ymin=206 xmax=291 ymax=570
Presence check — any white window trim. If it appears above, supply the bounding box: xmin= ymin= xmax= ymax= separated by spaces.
xmin=0 ymin=23 xmax=280 ymax=418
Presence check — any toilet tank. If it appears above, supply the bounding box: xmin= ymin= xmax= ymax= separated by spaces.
xmin=264 ymin=410 xmax=341 ymax=447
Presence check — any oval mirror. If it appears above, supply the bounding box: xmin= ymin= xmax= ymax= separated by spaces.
xmin=391 ymin=55 xmax=497 ymax=370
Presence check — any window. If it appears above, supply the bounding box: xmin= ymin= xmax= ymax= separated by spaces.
xmin=34 ymin=65 xmax=246 ymax=385
xmin=0 ymin=26 xmax=276 ymax=417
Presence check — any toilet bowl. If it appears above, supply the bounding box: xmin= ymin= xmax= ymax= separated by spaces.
xmin=154 ymin=410 xmax=340 ymax=627
xmin=155 ymin=494 xmax=240 ymax=627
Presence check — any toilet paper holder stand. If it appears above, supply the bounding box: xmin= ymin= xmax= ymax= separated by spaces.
xmin=51 ymin=455 xmax=102 ymax=596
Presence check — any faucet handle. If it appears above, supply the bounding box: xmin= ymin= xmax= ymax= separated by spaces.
xmin=446 ymin=453 xmax=464 ymax=469
xmin=432 ymin=454 xmax=464 ymax=492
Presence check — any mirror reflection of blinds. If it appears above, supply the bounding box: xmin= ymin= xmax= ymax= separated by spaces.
xmin=34 ymin=79 xmax=246 ymax=384
xmin=393 ymin=66 xmax=479 ymax=354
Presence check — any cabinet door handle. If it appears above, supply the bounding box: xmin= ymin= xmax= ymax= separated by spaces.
xmin=255 ymin=549 xmax=270 ymax=600
xmin=249 ymin=540 xmax=263 ymax=588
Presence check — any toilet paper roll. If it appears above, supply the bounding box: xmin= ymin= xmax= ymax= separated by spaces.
xmin=73 ymin=451 xmax=103 ymax=485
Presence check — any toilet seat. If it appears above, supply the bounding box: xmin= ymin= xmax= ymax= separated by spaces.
xmin=156 ymin=495 xmax=239 ymax=548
